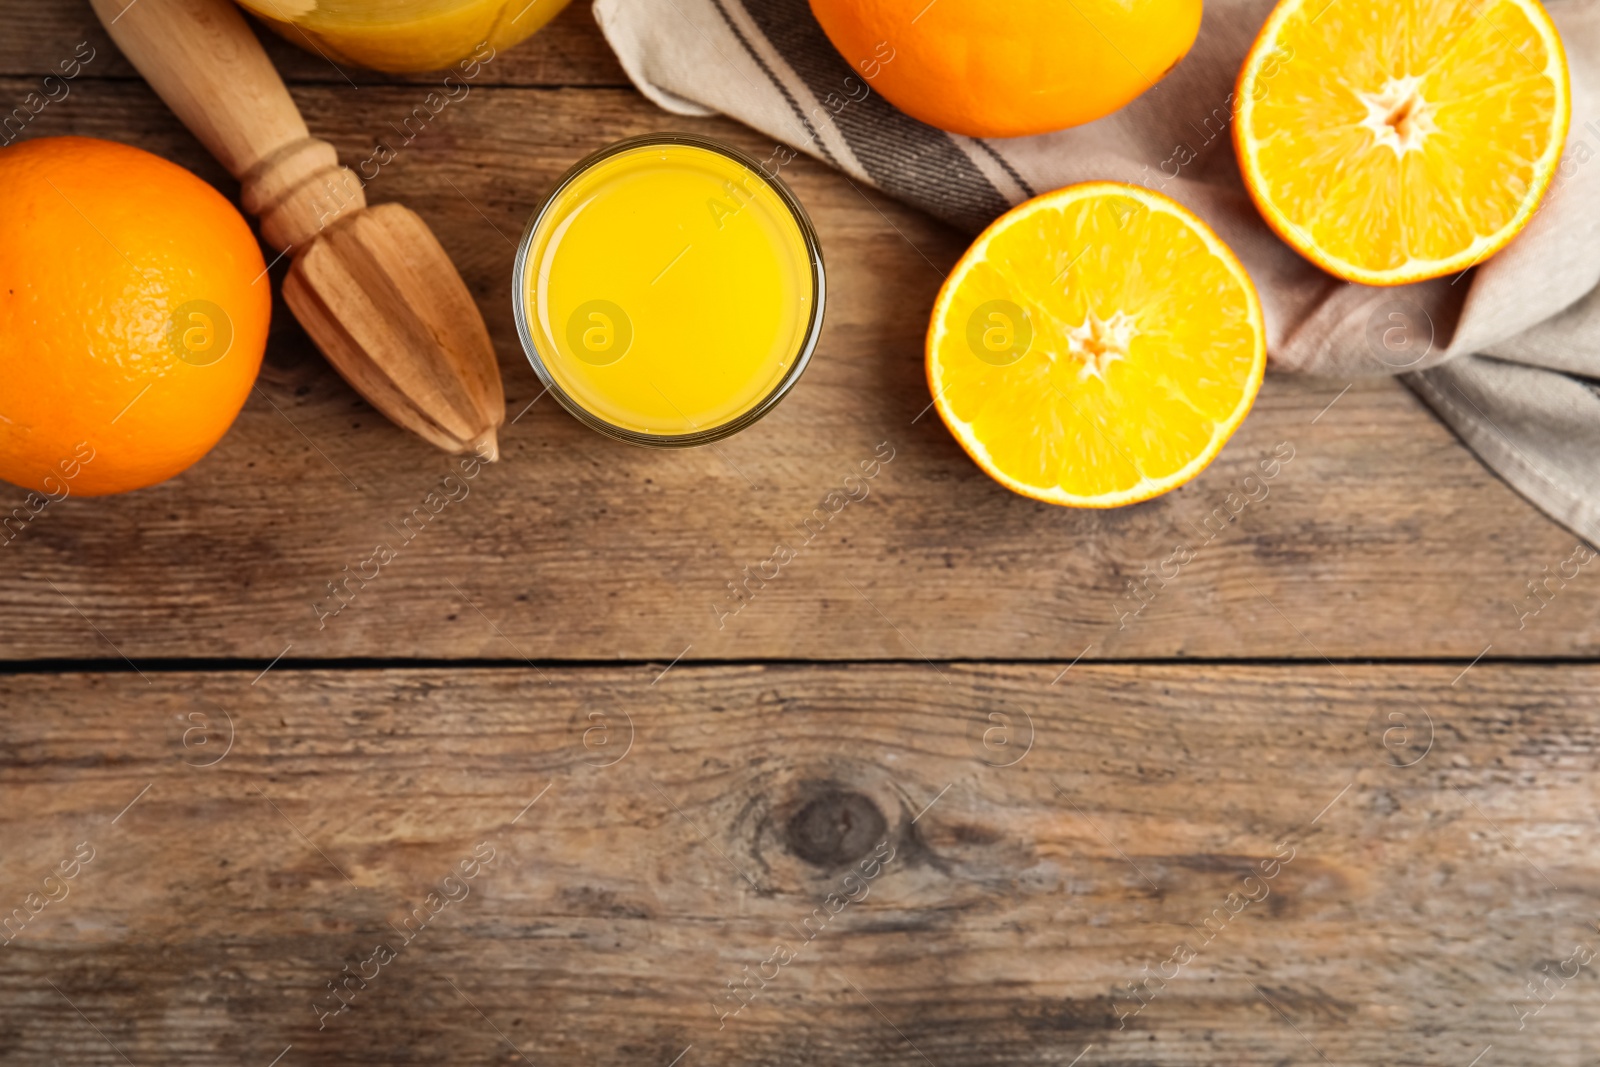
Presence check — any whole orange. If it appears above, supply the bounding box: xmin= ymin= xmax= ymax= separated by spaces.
xmin=0 ymin=137 xmax=269 ymax=497
xmin=809 ymin=0 xmax=1203 ymax=138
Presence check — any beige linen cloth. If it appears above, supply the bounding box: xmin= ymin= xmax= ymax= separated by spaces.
xmin=594 ymin=0 xmax=1600 ymax=539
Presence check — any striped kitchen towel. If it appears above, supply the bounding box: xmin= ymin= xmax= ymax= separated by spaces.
xmin=594 ymin=0 xmax=1600 ymax=541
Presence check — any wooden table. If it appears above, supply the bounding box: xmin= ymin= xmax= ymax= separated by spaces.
xmin=3 ymin=4 xmax=1597 ymax=1064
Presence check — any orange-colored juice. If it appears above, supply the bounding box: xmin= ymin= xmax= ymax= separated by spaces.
xmin=514 ymin=136 xmax=825 ymax=445
xmin=234 ymin=0 xmax=569 ymax=73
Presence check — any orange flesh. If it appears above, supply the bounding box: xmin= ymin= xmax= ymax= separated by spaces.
xmin=927 ymin=183 xmax=1266 ymax=508
xmin=1235 ymin=0 xmax=1570 ymax=285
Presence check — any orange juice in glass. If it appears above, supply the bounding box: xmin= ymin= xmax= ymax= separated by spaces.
xmin=234 ymin=0 xmax=570 ymax=72
xmin=514 ymin=135 xmax=825 ymax=446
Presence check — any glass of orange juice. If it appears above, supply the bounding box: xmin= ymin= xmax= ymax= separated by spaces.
xmin=513 ymin=135 xmax=826 ymax=447
xmin=234 ymin=0 xmax=570 ymax=73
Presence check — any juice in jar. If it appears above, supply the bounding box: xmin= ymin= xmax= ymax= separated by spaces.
xmin=514 ymin=136 xmax=825 ymax=445
xmin=234 ymin=0 xmax=571 ymax=73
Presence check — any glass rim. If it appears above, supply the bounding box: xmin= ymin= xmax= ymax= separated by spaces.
xmin=512 ymin=133 xmax=827 ymax=448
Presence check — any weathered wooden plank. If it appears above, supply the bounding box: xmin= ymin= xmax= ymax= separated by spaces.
xmin=1 ymin=84 xmax=1597 ymax=661
xmin=0 ymin=664 xmax=1595 ymax=1065
xmin=0 ymin=0 xmax=627 ymax=85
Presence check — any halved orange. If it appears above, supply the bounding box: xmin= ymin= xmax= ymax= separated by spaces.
xmin=927 ymin=183 xmax=1266 ymax=508
xmin=1235 ymin=0 xmax=1571 ymax=286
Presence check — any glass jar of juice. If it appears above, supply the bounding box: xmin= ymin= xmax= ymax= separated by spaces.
xmin=234 ymin=0 xmax=571 ymax=73
xmin=514 ymin=135 xmax=827 ymax=447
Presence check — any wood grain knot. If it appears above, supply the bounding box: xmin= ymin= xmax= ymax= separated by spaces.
xmin=784 ymin=789 xmax=887 ymax=870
